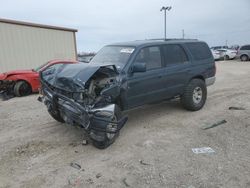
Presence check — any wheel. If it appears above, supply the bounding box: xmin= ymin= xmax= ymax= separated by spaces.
xmin=181 ymin=79 xmax=207 ymax=111
xmin=240 ymin=55 xmax=249 ymax=61
xmin=48 ymin=108 xmax=65 ymax=123
xmin=92 ymin=105 xmax=122 ymax=149
xmin=14 ymin=81 xmax=32 ymax=97
xmin=224 ymin=55 xmax=230 ymax=60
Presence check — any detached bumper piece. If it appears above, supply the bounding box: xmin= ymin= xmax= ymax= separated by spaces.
xmin=0 ymin=80 xmax=15 ymax=100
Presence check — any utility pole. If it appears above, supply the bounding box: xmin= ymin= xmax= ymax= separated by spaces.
xmin=160 ymin=6 xmax=172 ymax=40
xmin=182 ymin=29 xmax=185 ymax=39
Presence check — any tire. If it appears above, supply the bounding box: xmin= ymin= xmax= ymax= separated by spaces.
xmin=48 ymin=108 xmax=65 ymax=123
xmin=240 ymin=55 xmax=249 ymax=61
xmin=181 ymin=79 xmax=207 ymax=111
xmin=224 ymin=55 xmax=230 ymax=60
xmin=92 ymin=105 xmax=122 ymax=149
xmin=14 ymin=81 xmax=32 ymax=97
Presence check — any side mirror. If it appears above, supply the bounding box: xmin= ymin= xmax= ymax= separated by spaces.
xmin=132 ymin=62 xmax=146 ymax=73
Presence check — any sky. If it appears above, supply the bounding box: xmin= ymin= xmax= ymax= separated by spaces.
xmin=1 ymin=0 xmax=250 ymax=52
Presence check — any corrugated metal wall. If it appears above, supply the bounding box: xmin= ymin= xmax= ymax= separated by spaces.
xmin=0 ymin=22 xmax=76 ymax=72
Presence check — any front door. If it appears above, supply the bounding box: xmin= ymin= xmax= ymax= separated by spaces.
xmin=126 ymin=46 xmax=165 ymax=108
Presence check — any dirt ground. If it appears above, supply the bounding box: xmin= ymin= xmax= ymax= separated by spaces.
xmin=0 ymin=60 xmax=250 ymax=188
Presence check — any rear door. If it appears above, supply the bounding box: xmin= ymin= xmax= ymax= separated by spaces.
xmin=161 ymin=44 xmax=190 ymax=97
xmin=126 ymin=46 xmax=165 ymax=108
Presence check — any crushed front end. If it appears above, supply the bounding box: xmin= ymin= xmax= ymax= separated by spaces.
xmin=0 ymin=80 xmax=15 ymax=100
xmin=38 ymin=63 xmax=127 ymax=148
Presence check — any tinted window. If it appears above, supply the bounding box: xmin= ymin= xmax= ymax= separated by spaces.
xmin=163 ymin=44 xmax=188 ymax=64
xmin=240 ymin=45 xmax=250 ymax=50
xmin=135 ymin=46 xmax=162 ymax=70
xmin=187 ymin=42 xmax=211 ymax=60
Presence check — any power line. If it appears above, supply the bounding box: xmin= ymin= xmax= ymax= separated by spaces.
xmin=187 ymin=28 xmax=250 ymax=38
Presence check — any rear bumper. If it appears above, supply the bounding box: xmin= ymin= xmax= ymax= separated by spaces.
xmin=205 ymin=76 xmax=216 ymax=86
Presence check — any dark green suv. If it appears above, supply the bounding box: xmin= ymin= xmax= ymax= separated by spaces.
xmin=39 ymin=39 xmax=216 ymax=149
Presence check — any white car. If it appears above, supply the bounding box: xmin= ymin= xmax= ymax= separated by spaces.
xmin=216 ymin=49 xmax=237 ymax=60
xmin=211 ymin=49 xmax=221 ymax=60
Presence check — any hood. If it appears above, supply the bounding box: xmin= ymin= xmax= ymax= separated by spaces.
xmin=1 ymin=69 xmax=34 ymax=79
xmin=41 ymin=62 xmax=117 ymax=92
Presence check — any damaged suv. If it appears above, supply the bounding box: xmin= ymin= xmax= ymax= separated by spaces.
xmin=39 ymin=39 xmax=216 ymax=149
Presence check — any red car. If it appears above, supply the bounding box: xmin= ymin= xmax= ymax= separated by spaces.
xmin=0 ymin=60 xmax=77 ymax=97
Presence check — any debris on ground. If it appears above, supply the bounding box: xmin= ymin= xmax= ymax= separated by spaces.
xmin=122 ymin=178 xmax=130 ymax=187
xmin=86 ymin=178 xmax=94 ymax=184
xmin=139 ymin=159 xmax=151 ymax=166
xmin=69 ymin=142 xmax=78 ymax=147
xmin=192 ymin=147 xmax=215 ymax=154
xmin=229 ymin=106 xmax=245 ymax=110
xmin=68 ymin=175 xmax=82 ymax=186
xmin=82 ymin=139 xmax=88 ymax=145
xmin=96 ymin=173 xmax=102 ymax=179
xmin=70 ymin=162 xmax=81 ymax=170
xmin=202 ymin=120 xmax=227 ymax=130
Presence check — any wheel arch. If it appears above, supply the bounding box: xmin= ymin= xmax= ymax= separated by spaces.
xmin=8 ymin=75 xmax=35 ymax=92
xmin=189 ymin=75 xmax=205 ymax=82
xmin=240 ymin=54 xmax=249 ymax=59
xmin=15 ymin=79 xmax=32 ymax=89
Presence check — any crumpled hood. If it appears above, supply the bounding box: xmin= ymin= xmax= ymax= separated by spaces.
xmin=41 ymin=63 xmax=117 ymax=92
xmin=0 ymin=69 xmax=34 ymax=80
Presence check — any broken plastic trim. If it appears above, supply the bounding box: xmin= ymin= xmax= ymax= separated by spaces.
xmin=0 ymin=80 xmax=15 ymax=100
xmin=39 ymin=79 xmax=127 ymax=133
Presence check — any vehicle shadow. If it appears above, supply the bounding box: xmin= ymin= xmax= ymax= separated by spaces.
xmin=125 ymin=99 xmax=184 ymax=127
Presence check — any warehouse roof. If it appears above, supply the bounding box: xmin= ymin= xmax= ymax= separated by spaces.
xmin=0 ymin=18 xmax=77 ymax=32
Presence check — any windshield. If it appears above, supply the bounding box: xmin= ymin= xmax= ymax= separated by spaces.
xmin=90 ymin=46 xmax=135 ymax=69
xmin=34 ymin=62 xmax=49 ymax=72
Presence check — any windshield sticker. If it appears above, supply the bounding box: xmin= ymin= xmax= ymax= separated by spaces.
xmin=120 ymin=48 xmax=134 ymax=54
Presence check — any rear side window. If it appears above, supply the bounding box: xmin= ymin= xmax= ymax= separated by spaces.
xmin=240 ymin=45 xmax=250 ymax=50
xmin=186 ymin=42 xmax=211 ymax=60
xmin=134 ymin=46 xmax=162 ymax=70
xmin=163 ymin=44 xmax=188 ymax=65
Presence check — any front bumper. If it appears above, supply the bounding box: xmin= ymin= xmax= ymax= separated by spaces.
xmin=0 ymin=80 xmax=15 ymax=100
xmin=205 ymin=76 xmax=216 ymax=86
xmin=39 ymin=84 xmax=127 ymax=141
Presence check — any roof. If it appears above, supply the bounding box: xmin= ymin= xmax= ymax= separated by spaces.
xmin=0 ymin=18 xmax=77 ymax=32
xmin=110 ymin=38 xmax=199 ymax=48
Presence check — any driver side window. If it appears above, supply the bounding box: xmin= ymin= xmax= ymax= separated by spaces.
xmin=134 ymin=46 xmax=162 ymax=70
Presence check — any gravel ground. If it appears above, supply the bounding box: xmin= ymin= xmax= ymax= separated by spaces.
xmin=0 ymin=60 xmax=250 ymax=188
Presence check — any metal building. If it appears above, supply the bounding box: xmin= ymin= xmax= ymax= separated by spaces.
xmin=0 ymin=18 xmax=77 ymax=72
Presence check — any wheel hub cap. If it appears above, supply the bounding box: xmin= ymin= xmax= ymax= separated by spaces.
xmin=193 ymin=87 xmax=202 ymax=104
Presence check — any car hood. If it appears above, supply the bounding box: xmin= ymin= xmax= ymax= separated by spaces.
xmin=41 ymin=62 xmax=118 ymax=92
xmin=0 ymin=69 xmax=34 ymax=80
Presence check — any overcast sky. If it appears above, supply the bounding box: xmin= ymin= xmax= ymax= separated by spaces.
xmin=1 ymin=0 xmax=250 ymax=52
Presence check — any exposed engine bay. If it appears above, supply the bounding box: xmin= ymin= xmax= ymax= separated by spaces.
xmin=77 ymin=66 xmax=118 ymax=107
